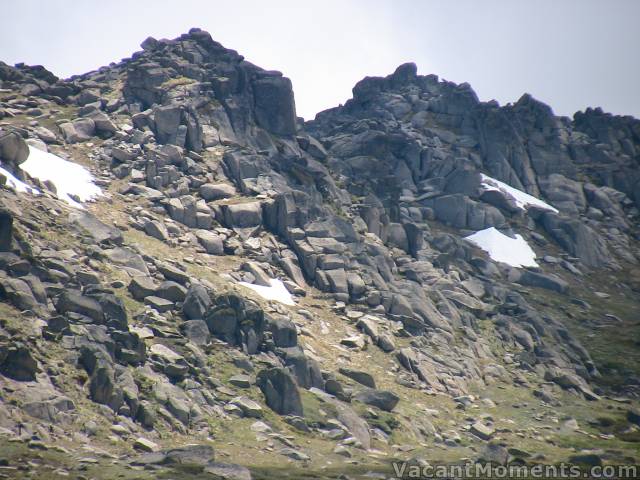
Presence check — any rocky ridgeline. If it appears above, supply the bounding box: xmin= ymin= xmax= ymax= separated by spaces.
xmin=0 ymin=28 xmax=639 ymax=477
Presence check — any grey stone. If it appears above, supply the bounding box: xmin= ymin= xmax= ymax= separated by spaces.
xmin=0 ymin=342 xmax=38 ymax=381
xmin=181 ymin=319 xmax=210 ymax=345
xmin=56 ymin=291 xmax=104 ymax=322
xmin=339 ymin=367 xmax=376 ymax=388
xmin=200 ymin=183 xmax=236 ymax=201
xmin=155 ymin=281 xmax=187 ymax=303
xmin=183 ymin=284 xmax=212 ymax=320
xmin=353 ymin=389 xmax=399 ymax=412
xmin=128 ymin=276 xmax=158 ymax=301
xmin=0 ymin=130 xmax=29 ymax=170
xmin=256 ymin=367 xmax=303 ymax=416
xmin=204 ymin=462 xmax=253 ymax=480
xmin=195 ymin=230 xmax=224 ymax=255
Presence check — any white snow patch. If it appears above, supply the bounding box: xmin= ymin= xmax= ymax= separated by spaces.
xmin=238 ymin=279 xmax=295 ymax=306
xmin=19 ymin=145 xmax=102 ymax=208
xmin=0 ymin=165 xmax=40 ymax=194
xmin=480 ymin=174 xmax=558 ymax=213
xmin=465 ymin=227 xmax=539 ymax=268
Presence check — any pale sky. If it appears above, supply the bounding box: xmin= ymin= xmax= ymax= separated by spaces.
xmin=1 ymin=0 xmax=639 ymax=120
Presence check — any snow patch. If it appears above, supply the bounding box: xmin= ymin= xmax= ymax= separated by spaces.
xmin=465 ymin=227 xmax=539 ymax=268
xmin=0 ymin=165 xmax=40 ymax=195
xmin=238 ymin=279 xmax=295 ymax=306
xmin=480 ymin=174 xmax=558 ymax=213
xmin=19 ymin=146 xmax=102 ymax=208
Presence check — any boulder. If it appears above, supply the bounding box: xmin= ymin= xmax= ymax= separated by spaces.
xmin=144 ymin=220 xmax=169 ymax=242
xmin=353 ymin=388 xmax=399 ymax=412
xmin=128 ymin=276 xmax=158 ymax=301
xmin=470 ymin=421 xmax=495 ymax=440
xmin=266 ymin=315 xmax=297 ymax=348
xmin=0 ymin=342 xmax=38 ymax=381
xmin=230 ymin=397 xmax=263 ymax=418
xmin=0 ymin=276 xmax=38 ymax=311
xmin=0 ymin=129 xmax=29 ymax=171
xmin=256 ymin=367 xmax=303 ymax=416
xmin=104 ymin=248 xmax=150 ymax=275
xmin=93 ymin=293 xmax=128 ymax=330
xmin=182 ymin=284 xmax=212 ymax=320
xmin=181 ymin=320 xmax=211 ymax=345
xmin=241 ymin=261 xmax=271 ymax=287
xmin=204 ymin=462 xmax=253 ymax=480
xmin=69 ymin=210 xmax=123 ymax=245
xmin=164 ymin=444 xmax=215 ymax=466
xmin=339 ymin=367 xmax=376 ymax=388
xmin=145 ymin=296 xmax=174 ymax=313
xmin=206 ymin=294 xmax=265 ymax=354
xmin=153 ymin=104 xmax=182 ymax=145
xmin=478 ymin=443 xmax=509 ymax=465
xmin=155 ymin=281 xmax=187 ymax=303
xmin=276 ymin=346 xmax=323 ymax=389
xmin=516 ymin=270 xmax=569 ymax=294
xmin=59 ymin=118 xmax=95 ymax=143
xmin=221 ymin=202 xmax=263 ymax=229
xmin=56 ymin=291 xmax=104 ymax=322
xmin=200 ymin=183 xmax=236 ymax=201
xmin=196 ymin=230 xmax=224 ymax=255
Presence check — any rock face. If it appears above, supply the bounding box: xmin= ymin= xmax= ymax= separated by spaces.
xmin=0 ymin=27 xmax=639 ymax=476
xmin=253 ymin=75 xmax=297 ymax=136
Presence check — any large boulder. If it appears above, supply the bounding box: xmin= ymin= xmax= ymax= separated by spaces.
xmin=196 ymin=230 xmax=224 ymax=255
xmin=0 ymin=129 xmax=29 ymax=171
xmin=59 ymin=118 xmax=96 ymax=143
xmin=56 ymin=291 xmax=104 ymax=323
xmin=69 ymin=210 xmax=124 ymax=245
xmin=221 ymin=202 xmax=263 ymax=229
xmin=182 ymin=284 xmax=212 ymax=320
xmin=265 ymin=315 xmax=297 ymax=348
xmin=0 ymin=342 xmax=39 ymax=381
xmin=200 ymin=183 xmax=236 ymax=201
xmin=181 ymin=320 xmax=210 ymax=345
xmin=205 ymin=294 xmax=265 ymax=354
xmin=128 ymin=276 xmax=158 ymax=301
xmin=256 ymin=367 xmax=303 ymax=416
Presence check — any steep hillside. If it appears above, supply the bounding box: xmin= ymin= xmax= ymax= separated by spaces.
xmin=0 ymin=29 xmax=639 ymax=479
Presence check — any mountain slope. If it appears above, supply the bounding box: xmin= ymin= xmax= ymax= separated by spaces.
xmin=0 ymin=28 xmax=639 ymax=479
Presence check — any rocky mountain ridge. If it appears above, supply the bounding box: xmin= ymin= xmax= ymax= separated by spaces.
xmin=0 ymin=28 xmax=639 ymax=479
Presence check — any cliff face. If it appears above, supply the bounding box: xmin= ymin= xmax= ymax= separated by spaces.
xmin=0 ymin=28 xmax=639 ymax=478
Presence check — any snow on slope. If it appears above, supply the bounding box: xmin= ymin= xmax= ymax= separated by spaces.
xmin=0 ymin=165 xmax=40 ymax=195
xmin=480 ymin=174 xmax=558 ymax=213
xmin=19 ymin=146 xmax=102 ymax=208
xmin=238 ymin=279 xmax=295 ymax=306
xmin=465 ymin=227 xmax=539 ymax=268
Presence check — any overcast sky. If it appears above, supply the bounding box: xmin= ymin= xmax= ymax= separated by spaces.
xmin=1 ymin=0 xmax=639 ymax=120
